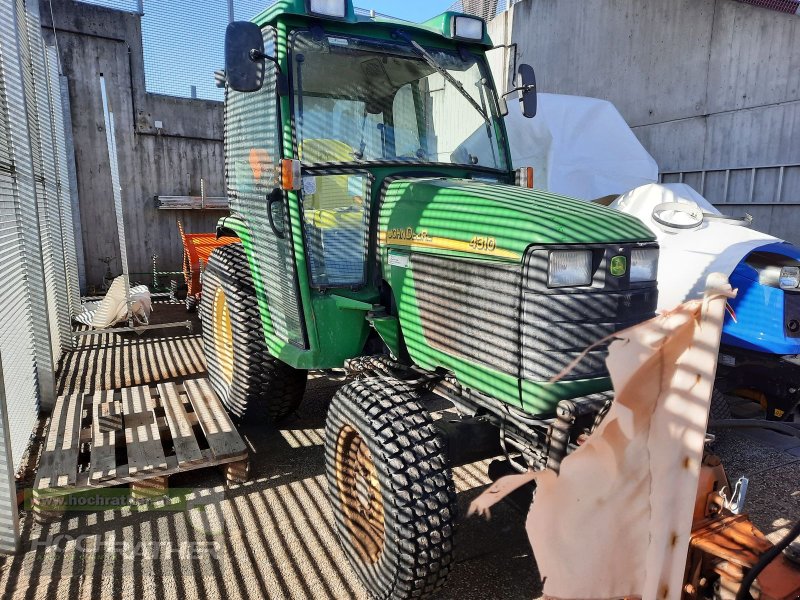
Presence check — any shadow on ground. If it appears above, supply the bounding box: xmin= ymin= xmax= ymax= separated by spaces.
xmin=1 ymin=311 xmax=796 ymax=599
xmin=2 ymin=367 xmax=541 ymax=600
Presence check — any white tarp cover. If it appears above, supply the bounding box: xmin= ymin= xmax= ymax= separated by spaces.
xmin=611 ymin=183 xmax=780 ymax=311
xmin=504 ymin=93 xmax=784 ymax=310
xmin=469 ymin=274 xmax=734 ymax=600
xmin=74 ymin=276 xmax=152 ymax=329
xmin=505 ymin=93 xmax=659 ymax=200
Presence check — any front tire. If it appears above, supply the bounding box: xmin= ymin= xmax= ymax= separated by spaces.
xmin=200 ymin=243 xmax=306 ymax=422
xmin=325 ymin=377 xmax=456 ymax=600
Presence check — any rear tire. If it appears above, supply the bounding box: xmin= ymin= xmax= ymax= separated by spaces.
xmin=200 ymin=243 xmax=306 ymax=422
xmin=710 ymin=387 xmax=732 ymax=421
xmin=325 ymin=377 xmax=456 ymax=600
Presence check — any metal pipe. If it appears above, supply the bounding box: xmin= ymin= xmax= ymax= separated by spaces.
xmin=73 ymin=320 xmax=193 ymax=337
xmin=723 ymin=169 xmax=730 ymax=203
xmin=100 ymin=75 xmax=133 ymax=324
xmin=736 ymin=517 xmax=800 ymax=600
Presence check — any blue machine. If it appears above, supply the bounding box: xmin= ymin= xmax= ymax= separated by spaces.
xmin=717 ymin=241 xmax=800 ymax=420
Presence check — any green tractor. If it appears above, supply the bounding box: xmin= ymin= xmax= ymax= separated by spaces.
xmin=202 ymin=1 xmax=658 ymax=597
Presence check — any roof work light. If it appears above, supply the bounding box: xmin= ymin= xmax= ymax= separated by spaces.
xmin=452 ymin=15 xmax=484 ymax=40
xmin=308 ymin=0 xmax=347 ymax=18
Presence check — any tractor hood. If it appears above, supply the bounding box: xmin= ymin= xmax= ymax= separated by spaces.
xmin=378 ymin=178 xmax=655 ymax=262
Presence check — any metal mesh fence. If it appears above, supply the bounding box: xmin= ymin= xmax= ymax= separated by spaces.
xmin=63 ymin=0 xmax=800 ymax=108
xmin=72 ymin=0 xmax=263 ymax=101
xmin=141 ymin=0 xmax=229 ymax=100
xmin=233 ymin=0 xmax=278 ymax=20
xmin=77 ymin=0 xmax=515 ymax=102
xmin=76 ymin=0 xmax=141 ymax=13
xmin=140 ymin=0 xmax=281 ymax=101
xmin=735 ymin=0 xmax=800 ymax=14
xmin=446 ymin=0 xmax=516 ymax=22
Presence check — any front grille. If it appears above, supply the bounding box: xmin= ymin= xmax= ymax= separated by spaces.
xmin=784 ymin=291 xmax=800 ymax=338
xmin=413 ymin=252 xmax=522 ymax=377
xmin=521 ymin=243 xmax=658 ymax=382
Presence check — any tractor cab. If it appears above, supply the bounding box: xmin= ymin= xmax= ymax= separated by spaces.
xmin=219 ymin=0 xmax=538 ymax=367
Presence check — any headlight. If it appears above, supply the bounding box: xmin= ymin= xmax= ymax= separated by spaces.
xmin=452 ymin=16 xmax=484 ymax=40
xmin=744 ymin=252 xmax=800 ymax=288
xmin=780 ymin=266 xmax=800 ymax=290
xmin=548 ymin=250 xmax=592 ymax=287
xmin=308 ymin=0 xmax=346 ymax=18
xmin=630 ymin=248 xmax=658 ymax=282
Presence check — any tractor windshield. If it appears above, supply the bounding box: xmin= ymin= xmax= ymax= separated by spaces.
xmin=291 ymin=31 xmax=508 ymax=171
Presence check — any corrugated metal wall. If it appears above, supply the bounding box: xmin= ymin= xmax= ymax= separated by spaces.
xmin=489 ymin=0 xmax=800 ymax=243
xmin=29 ymin=17 xmax=74 ymax=361
xmin=46 ymin=47 xmax=82 ymax=323
xmin=0 ymin=0 xmax=82 ymax=479
xmin=0 ymin=0 xmax=51 ymax=470
xmin=0 ymin=357 xmax=21 ymax=554
xmin=14 ymin=0 xmax=57 ymax=409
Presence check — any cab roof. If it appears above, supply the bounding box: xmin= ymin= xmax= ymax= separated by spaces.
xmin=250 ymin=0 xmax=493 ymax=46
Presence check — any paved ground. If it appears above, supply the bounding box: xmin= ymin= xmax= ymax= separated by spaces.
xmin=0 ymin=305 xmax=797 ymax=599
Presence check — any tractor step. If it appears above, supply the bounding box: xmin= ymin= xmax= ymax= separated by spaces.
xmin=32 ymin=379 xmax=249 ymax=520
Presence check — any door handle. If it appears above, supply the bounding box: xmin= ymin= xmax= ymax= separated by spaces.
xmin=267 ymin=188 xmax=286 ymax=239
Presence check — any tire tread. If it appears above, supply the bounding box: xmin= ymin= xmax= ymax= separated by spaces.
xmin=200 ymin=243 xmax=306 ymax=422
xmin=325 ymin=377 xmax=456 ymax=600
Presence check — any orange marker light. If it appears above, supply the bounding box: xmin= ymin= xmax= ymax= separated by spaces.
xmin=280 ymin=158 xmax=302 ymax=190
xmin=515 ymin=166 xmax=534 ymax=188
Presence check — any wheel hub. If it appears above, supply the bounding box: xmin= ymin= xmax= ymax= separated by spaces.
xmin=212 ymin=288 xmax=234 ymax=386
xmin=335 ymin=424 xmax=385 ymax=564
xmin=355 ymin=473 xmax=371 ymax=509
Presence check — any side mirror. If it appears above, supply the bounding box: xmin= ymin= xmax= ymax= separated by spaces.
xmin=516 ymin=63 xmax=537 ymax=118
xmin=225 ymin=21 xmax=266 ymax=92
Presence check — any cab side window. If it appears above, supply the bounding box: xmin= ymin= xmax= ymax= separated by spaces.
xmin=392 ymin=84 xmax=423 ymax=159
xmin=301 ymin=172 xmax=370 ymax=287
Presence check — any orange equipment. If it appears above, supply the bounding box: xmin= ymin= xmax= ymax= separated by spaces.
xmin=684 ymin=452 xmax=800 ymax=599
xmin=178 ymin=221 xmax=238 ymax=309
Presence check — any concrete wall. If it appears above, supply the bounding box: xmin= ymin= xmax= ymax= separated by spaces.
xmin=40 ymin=0 xmax=225 ymax=290
xmin=490 ymin=0 xmax=800 ymax=243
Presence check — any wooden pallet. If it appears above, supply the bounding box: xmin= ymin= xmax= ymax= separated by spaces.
xmin=33 ymin=379 xmax=249 ymax=519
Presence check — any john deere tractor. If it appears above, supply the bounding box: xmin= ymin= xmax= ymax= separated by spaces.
xmin=202 ymin=1 xmax=658 ymax=597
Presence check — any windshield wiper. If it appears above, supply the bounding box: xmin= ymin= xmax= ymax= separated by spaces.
xmin=476 ymin=77 xmax=499 ymax=165
xmin=393 ymin=30 xmax=489 ymax=124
